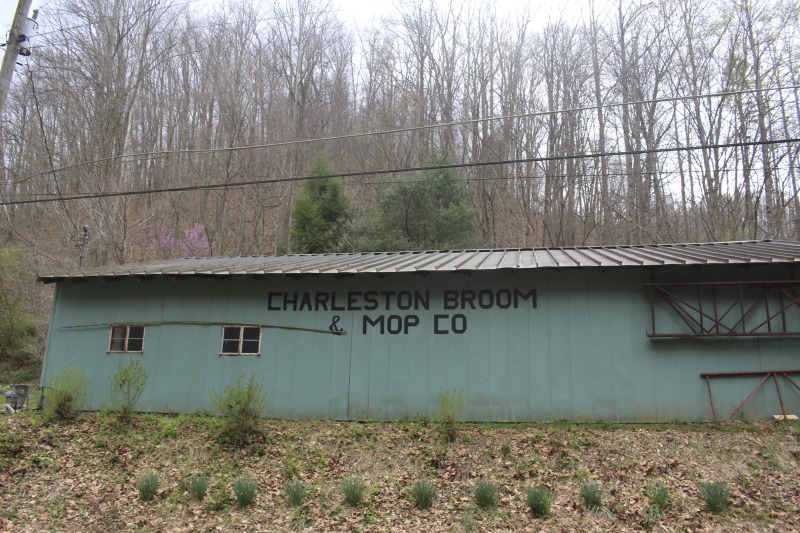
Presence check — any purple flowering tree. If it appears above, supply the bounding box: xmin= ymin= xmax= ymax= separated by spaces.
xmin=152 ymin=223 xmax=211 ymax=257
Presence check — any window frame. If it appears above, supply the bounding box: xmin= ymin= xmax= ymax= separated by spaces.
xmin=220 ymin=325 xmax=262 ymax=356
xmin=107 ymin=324 xmax=146 ymax=353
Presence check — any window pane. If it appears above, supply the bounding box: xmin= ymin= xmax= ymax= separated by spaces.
xmin=110 ymin=325 xmax=127 ymax=340
xmin=127 ymin=338 xmax=144 ymax=352
xmin=128 ymin=326 xmax=145 ymax=340
xmin=109 ymin=337 xmax=126 ymax=351
xmin=222 ymin=327 xmax=240 ymax=341
xmin=241 ymin=340 xmax=260 ymax=354
xmin=222 ymin=339 xmax=240 ymax=354
xmin=242 ymin=327 xmax=260 ymax=341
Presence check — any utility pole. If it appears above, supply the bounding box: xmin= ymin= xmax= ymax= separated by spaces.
xmin=0 ymin=0 xmax=34 ymax=120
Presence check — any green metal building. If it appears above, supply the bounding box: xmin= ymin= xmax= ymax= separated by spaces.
xmin=38 ymin=240 xmax=800 ymax=422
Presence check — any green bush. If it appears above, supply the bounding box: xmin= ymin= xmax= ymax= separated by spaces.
xmin=232 ymin=477 xmax=257 ymax=508
xmin=580 ymin=482 xmax=603 ymax=509
xmin=435 ymin=388 xmax=464 ymax=442
xmin=699 ymin=481 xmax=729 ymax=513
xmin=187 ymin=474 xmax=210 ymax=501
xmin=474 ymin=479 xmax=497 ymax=509
xmin=109 ymin=359 xmax=149 ymax=424
xmin=43 ymin=367 xmax=89 ymax=422
xmin=526 ymin=485 xmax=553 ymax=517
xmin=284 ymin=479 xmax=308 ymax=507
xmin=137 ymin=472 xmax=159 ymax=501
xmin=0 ymin=249 xmax=39 ymax=368
xmin=411 ymin=479 xmax=435 ymax=510
xmin=340 ymin=477 xmax=366 ymax=507
xmin=211 ymin=374 xmax=267 ymax=446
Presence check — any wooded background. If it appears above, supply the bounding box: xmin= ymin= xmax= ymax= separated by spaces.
xmin=1 ymin=0 xmax=799 ymax=274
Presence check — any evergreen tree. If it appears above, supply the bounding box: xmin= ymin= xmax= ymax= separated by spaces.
xmin=290 ymin=157 xmax=350 ymax=254
xmin=355 ymin=166 xmax=478 ymax=251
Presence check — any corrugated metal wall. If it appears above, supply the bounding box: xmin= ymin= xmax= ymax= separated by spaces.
xmin=41 ymin=265 xmax=800 ymax=421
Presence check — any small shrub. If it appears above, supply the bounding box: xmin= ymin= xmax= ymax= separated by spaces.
xmin=699 ymin=481 xmax=729 ymax=514
xmin=137 ymin=472 xmax=159 ymax=501
xmin=43 ymin=367 xmax=89 ymax=422
xmin=527 ymin=485 xmax=553 ymax=517
xmin=580 ymin=482 xmax=603 ymax=509
xmin=340 ymin=477 xmax=366 ymax=507
xmin=187 ymin=474 xmax=210 ymax=502
xmin=211 ymin=374 xmax=267 ymax=446
xmin=435 ymin=388 xmax=464 ymax=442
xmin=232 ymin=477 xmax=257 ymax=508
xmin=109 ymin=359 xmax=149 ymax=424
xmin=648 ymin=482 xmax=670 ymax=512
xmin=474 ymin=479 xmax=498 ymax=509
xmin=411 ymin=479 xmax=435 ymax=510
xmin=284 ymin=479 xmax=308 ymax=507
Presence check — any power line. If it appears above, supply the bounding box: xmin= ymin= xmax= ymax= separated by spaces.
xmin=15 ymin=84 xmax=800 ymax=184
xmin=2 ymin=137 xmax=798 ymax=207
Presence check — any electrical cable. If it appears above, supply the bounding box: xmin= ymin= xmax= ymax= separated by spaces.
xmin=2 ymin=137 xmax=797 ymax=206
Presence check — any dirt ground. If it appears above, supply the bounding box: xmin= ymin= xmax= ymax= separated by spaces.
xmin=1 ymin=412 xmax=798 ymax=532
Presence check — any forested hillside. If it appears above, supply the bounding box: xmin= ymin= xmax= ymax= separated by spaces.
xmin=1 ymin=0 xmax=799 ymax=269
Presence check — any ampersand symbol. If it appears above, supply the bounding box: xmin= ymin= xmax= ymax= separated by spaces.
xmin=329 ymin=315 xmax=343 ymax=334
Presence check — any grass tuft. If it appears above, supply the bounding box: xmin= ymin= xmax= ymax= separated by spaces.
xmin=699 ymin=481 xmax=729 ymax=514
xmin=579 ymin=482 xmax=603 ymax=509
xmin=340 ymin=477 xmax=366 ymax=507
xmin=137 ymin=471 xmax=159 ymax=501
xmin=284 ymin=479 xmax=308 ymax=507
xmin=526 ymin=485 xmax=553 ymax=517
xmin=232 ymin=477 xmax=257 ymax=508
xmin=648 ymin=481 xmax=670 ymax=512
xmin=474 ymin=478 xmax=498 ymax=509
xmin=187 ymin=474 xmax=210 ymax=502
xmin=411 ymin=479 xmax=435 ymax=510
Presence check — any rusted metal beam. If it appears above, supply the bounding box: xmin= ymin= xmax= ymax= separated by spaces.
xmin=700 ymin=369 xmax=800 ymax=421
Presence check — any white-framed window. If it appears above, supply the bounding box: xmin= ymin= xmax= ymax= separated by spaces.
xmin=108 ymin=325 xmax=146 ymax=353
xmin=221 ymin=325 xmax=261 ymax=355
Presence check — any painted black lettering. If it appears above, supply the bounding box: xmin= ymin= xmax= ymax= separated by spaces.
xmin=315 ymin=292 xmax=330 ymax=311
xmin=478 ymin=289 xmax=494 ymax=309
xmin=381 ymin=291 xmax=396 ymax=310
xmin=363 ymin=315 xmax=384 ymax=334
xmin=267 ymin=292 xmax=282 ymax=311
xmin=452 ymin=314 xmax=467 ymax=334
xmin=347 ymin=291 xmax=362 ymax=311
xmin=331 ymin=292 xmax=346 ymax=311
xmin=405 ymin=314 xmax=420 ymax=333
xmin=386 ymin=315 xmax=403 ymax=334
xmin=434 ymin=314 xmax=449 ymax=334
xmin=514 ymin=289 xmax=537 ymax=308
xmin=443 ymin=290 xmax=458 ymax=310
xmin=461 ymin=290 xmax=476 ymax=309
xmin=414 ymin=291 xmax=430 ymax=310
xmin=283 ymin=292 xmax=298 ymax=311
xmin=496 ymin=289 xmax=512 ymax=309
xmin=298 ymin=292 xmax=312 ymax=311
xmin=363 ymin=291 xmax=378 ymax=311
xmin=397 ymin=291 xmax=412 ymax=310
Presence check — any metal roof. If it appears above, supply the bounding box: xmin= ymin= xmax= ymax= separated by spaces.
xmin=37 ymin=240 xmax=800 ymax=282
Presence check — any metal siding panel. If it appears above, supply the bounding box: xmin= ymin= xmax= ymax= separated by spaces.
xmin=546 ymin=273 xmax=573 ymax=420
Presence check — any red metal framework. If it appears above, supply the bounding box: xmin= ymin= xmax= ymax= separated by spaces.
xmin=646 ymin=281 xmax=800 ymax=337
xmin=700 ymin=370 xmax=800 ymax=422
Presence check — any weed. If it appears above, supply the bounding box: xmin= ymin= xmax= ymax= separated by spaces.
xmin=580 ymin=482 xmax=603 ymax=509
xmin=526 ymin=485 xmax=552 ymax=517
xmin=282 ymin=454 xmax=299 ymax=479
xmin=211 ymin=374 xmax=267 ymax=446
xmin=340 ymin=477 xmax=366 ymax=507
xmin=699 ymin=481 xmax=729 ymax=513
xmin=284 ymin=479 xmax=308 ymax=507
xmin=411 ymin=479 xmax=435 ymax=510
xmin=43 ymin=367 xmax=89 ymax=422
xmin=574 ymin=469 xmax=589 ymax=483
xmin=435 ymin=388 xmax=464 ymax=443
xmin=232 ymin=477 xmax=257 ymax=508
xmin=474 ymin=479 xmax=498 ymax=509
xmin=137 ymin=472 xmax=159 ymax=501
xmin=461 ymin=512 xmax=475 ymax=532
xmin=500 ymin=441 xmax=512 ymax=458
xmin=187 ymin=474 xmax=209 ymax=502
xmin=109 ymin=359 xmax=149 ymax=424
xmin=207 ymin=482 xmax=229 ymax=511
xmin=648 ymin=482 xmax=670 ymax=512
